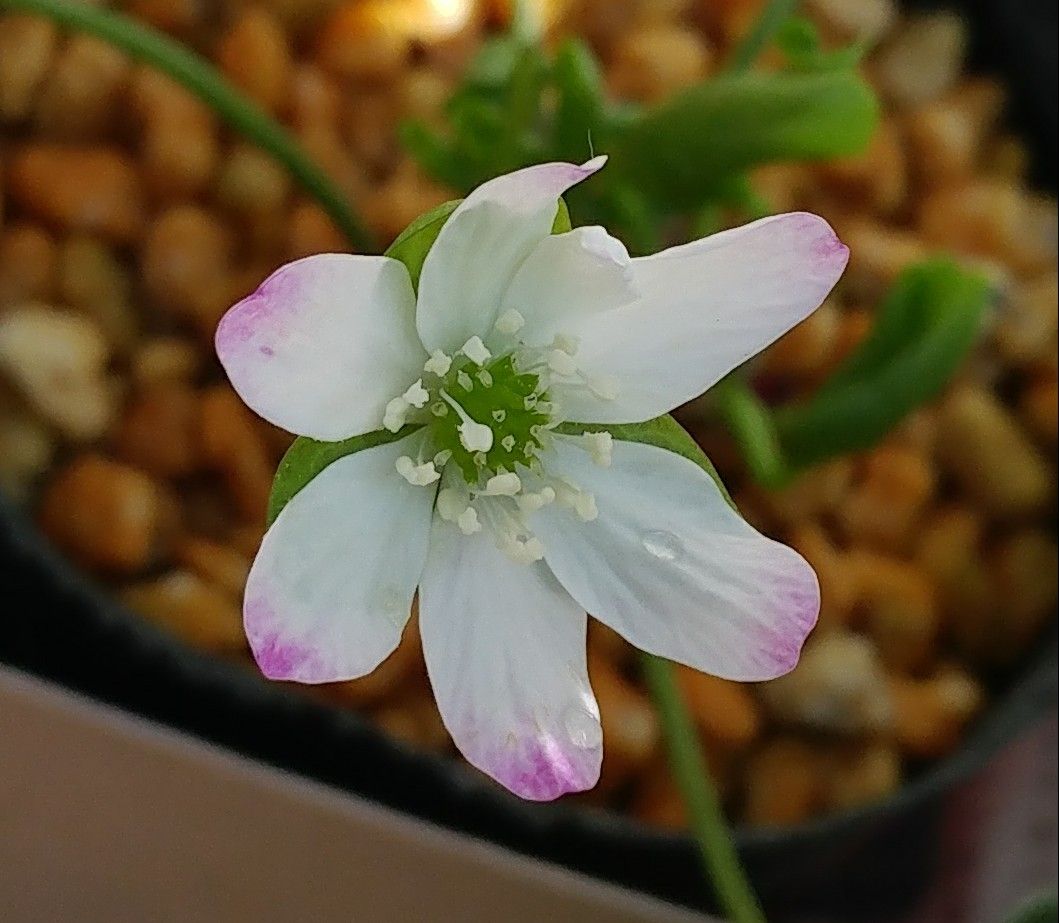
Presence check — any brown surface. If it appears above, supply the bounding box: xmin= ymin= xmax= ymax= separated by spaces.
xmin=0 ymin=667 xmax=706 ymax=923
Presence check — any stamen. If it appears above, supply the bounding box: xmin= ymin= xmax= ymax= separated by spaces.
xmin=457 ymin=370 xmax=474 ymax=392
xmin=460 ymin=336 xmax=491 ymax=366
xmin=402 ymin=379 xmax=429 ymax=408
xmin=552 ymin=333 xmax=580 ymax=356
xmin=440 ymin=389 xmax=495 ymax=453
xmin=395 ymin=456 xmax=441 ymax=486
xmin=547 ymin=349 xmax=578 ymax=377
xmin=516 ymin=486 xmax=555 ymax=515
xmin=436 ymin=487 xmax=467 ymax=521
xmin=583 ymin=431 xmax=613 ymax=467
xmin=383 ymin=397 xmax=410 ymax=433
xmin=500 ymin=434 xmax=516 ymax=452
xmin=424 ymin=350 xmax=452 ymax=376
xmin=588 ymin=374 xmax=620 ymax=401
xmin=575 ymin=492 xmax=598 ymax=521
xmin=457 ymin=507 xmax=482 ymax=535
xmin=491 ymin=409 xmax=507 ymax=424
xmin=495 ymin=309 xmax=525 ymax=335
xmin=501 ymin=534 xmax=546 ymax=564
xmin=484 ymin=472 xmax=522 ymax=496
xmin=476 ymin=369 xmax=493 ymax=388
xmin=430 ymin=401 xmax=448 ymax=417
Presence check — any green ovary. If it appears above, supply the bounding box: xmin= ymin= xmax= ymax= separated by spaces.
xmin=430 ymin=354 xmax=550 ymax=483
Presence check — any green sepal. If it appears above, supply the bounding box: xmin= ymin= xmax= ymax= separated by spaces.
xmin=559 ymin=415 xmax=733 ymax=506
xmin=267 ymin=426 xmax=420 ymax=527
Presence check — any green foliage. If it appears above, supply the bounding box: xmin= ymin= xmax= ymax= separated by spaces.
xmin=775 ymin=16 xmax=868 ymax=72
xmin=774 ymin=259 xmax=993 ymax=468
xmin=616 ymin=70 xmax=878 ymax=209
xmin=401 ymin=24 xmax=877 ymax=251
xmin=719 ymin=259 xmax=993 ymax=486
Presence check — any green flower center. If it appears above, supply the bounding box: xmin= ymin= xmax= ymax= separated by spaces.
xmin=427 ymin=353 xmax=550 ymax=484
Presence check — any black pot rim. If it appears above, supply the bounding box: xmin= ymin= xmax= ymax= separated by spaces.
xmin=3 ymin=495 xmax=1056 ymax=858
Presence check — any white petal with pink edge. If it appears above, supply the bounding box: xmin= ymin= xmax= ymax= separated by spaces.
xmin=216 ymin=254 xmax=425 ymax=441
xmin=415 ymin=157 xmax=607 ymax=356
xmin=554 ymin=212 xmax=849 ymax=424
xmin=418 ymin=519 xmax=601 ymax=800
xmin=532 ymin=437 xmax=819 ymax=681
xmin=243 ymin=431 xmax=434 ymax=684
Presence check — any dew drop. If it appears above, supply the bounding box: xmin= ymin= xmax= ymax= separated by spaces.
xmin=641 ymin=530 xmax=683 ymax=562
xmin=563 ymin=707 xmax=602 ymax=750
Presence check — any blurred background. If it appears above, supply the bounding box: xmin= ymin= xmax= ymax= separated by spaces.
xmin=0 ymin=0 xmax=1056 ymax=920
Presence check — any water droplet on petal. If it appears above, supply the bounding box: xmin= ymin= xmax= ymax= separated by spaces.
xmin=641 ymin=530 xmax=683 ymax=562
xmin=563 ymin=707 xmax=602 ymax=749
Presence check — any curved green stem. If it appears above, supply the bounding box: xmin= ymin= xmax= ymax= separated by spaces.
xmin=713 ymin=378 xmax=791 ymax=489
xmin=2 ymin=0 xmax=374 ymax=252
xmin=642 ymin=654 xmax=767 ymax=923
xmin=727 ymin=0 xmax=800 ymax=72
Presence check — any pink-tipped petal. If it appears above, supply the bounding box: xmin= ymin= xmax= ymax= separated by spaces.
xmin=418 ymin=520 xmax=601 ymax=801
xmin=216 ymin=254 xmax=424 ymax=441
xmin=533 ymin=438 xmax=819 ymax=681
xmin=416 ymin=158 xmax=607 ymax=355
xmin=243 ymin=432 xmax=434 ymax=684
xmin=557 ymin=212 xmax=849 ymax=423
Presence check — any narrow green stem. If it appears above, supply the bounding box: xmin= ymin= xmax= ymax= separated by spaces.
xmin=641 ymin=654 xmax=767 ymax=923
xmin=2 ymin=0 xmax=374 ymax=252
xmin=727 ymin=0 xmax=800 ymax=72
xmin=713 ymin=378 xmax=791 ymax=489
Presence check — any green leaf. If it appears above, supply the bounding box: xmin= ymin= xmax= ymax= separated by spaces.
xmin=553 ymin=38 xmax=606 ymax=160
xmin=776 ymin=17 xmax=867 ymax=73
xmin=774 ymin=259 xmax=993 ymax=468
xmin=559 ymin=415 xmax=732 ymax=504
xmin=615 ymin=70 xmax=879 ymax=208
xmin=267 ymin=427 xmax=419 ymax=526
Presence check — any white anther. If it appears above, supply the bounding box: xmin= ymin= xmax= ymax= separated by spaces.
xmin=460 ymin=420 xmax=493 ymax=453
xmin=588 ymin=374 xmax=620 ymax=401
xmin=424 ymin=350 xmax=452 ymax=376
xmin=552 ymin=333 xmax=580 ymax=356
xmin=436 ymin=487 xmax=467 ymax=522
xmin=547 ymin=349 xmax=578 ymax=377
xmin=476 ymin=369 xmax=493 ymax=387
xmin=575 ymin=492 xmax=598 ymax=521
xmin=383 ymin=397 xmax=410 ymax=433
xmin=433 ymin=449 xmax=452 ymax=467
xmin=516 ymin=486 xmax=556 ymax=515
xmin=495 ymin=309 xmax=525 ymax=335
xmin=500 ymin=434 xmax=516 ymax=452
xmin=457 ymin=507 xmax=482 ymax=535
xmin=583 ymin=431 xmax=613 ymax=467
xmin=502 ymin=534 xmax=546 ymax=564
xmin=457 ymin=370 xmax=474 ymax=391
xmin=460 ymin=336 xmax=491 ymax=366
xmin=395 ymin=456 xmax=441 ymax=486
xmin=439 ymin=389 xmax=494 ymax=454
xmin=402 ymin=379 xmax=429 ymax=408
xmin=485 ymin=472 xmax=522 ymax=496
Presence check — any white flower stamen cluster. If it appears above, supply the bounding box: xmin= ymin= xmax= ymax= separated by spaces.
xmin=381 ymin=318 xmax=619 ymax=564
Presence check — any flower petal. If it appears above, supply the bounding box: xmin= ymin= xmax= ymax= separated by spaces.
xmin=557 ymin=212 xmax=849 ymax=423
xmin=216 ymin=254 xmax=425 ymax=441
xmin=419 ymin=520 xmax=601 ymax=800
xmin=499 ymin=225 xmax=637 ymax=347
xmin=533 ymin=438 xmax=819 ymax=681
xmin=244 ymin=432 xmax=434 ymax=683
xmin=416 ymin=158 xmax=607 ymax=355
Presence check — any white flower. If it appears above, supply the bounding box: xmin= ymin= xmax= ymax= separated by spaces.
xmin=215 ymin=157 xmax=847 ymax=801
